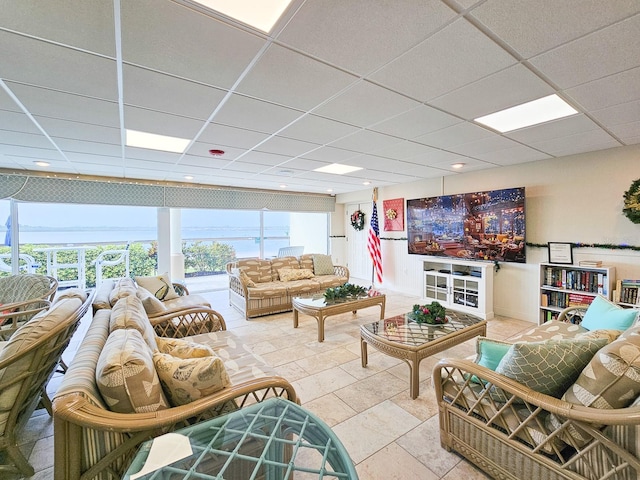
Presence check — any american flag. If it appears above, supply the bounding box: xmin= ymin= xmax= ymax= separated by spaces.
xmin=367 ymin=201 xmax=383 ymax=284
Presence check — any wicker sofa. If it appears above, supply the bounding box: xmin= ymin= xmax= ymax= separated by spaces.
xmin=53 ymin=294 xmax=298 ymax=480
xmin=226 ymin=254 xmax=349 ymax=319
xmin=434 ymin=303 xmax=640 ymax=480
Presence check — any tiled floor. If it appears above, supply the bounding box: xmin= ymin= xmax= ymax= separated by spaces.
xmin=9 ymin=284 xmax=534 ymax=479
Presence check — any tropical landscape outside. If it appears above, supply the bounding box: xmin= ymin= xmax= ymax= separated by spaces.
xmin=0 ymin=200 xmax=329 ymax=286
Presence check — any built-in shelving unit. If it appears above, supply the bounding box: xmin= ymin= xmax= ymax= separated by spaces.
xmin=539 ymin=262 xmax=615 ymax=325
xmin=422 ymin=258 xmax=494 ymax=320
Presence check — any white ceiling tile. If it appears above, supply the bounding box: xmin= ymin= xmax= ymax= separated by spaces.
xmin=505 ymin=114 xmax=601 ymax=144
xmin=180 ymin=154 xmax=230 ymax=169
xmin=5 ymin=82 xmax=120 ymax=127
xmin=213 ymin=94 xmax=303 ymax=134
xmin=123 ymin=106 xmax=205 ymax=139
xmin=276 ymin=157 xmax=329 ymax=171
xmin=237 ymin=151 xmax=291 ymax=167
xmin=34 ymin=116 xmax=121 ymax=144
xmin=474 ymin=145 xmax=551 ymax=165
xmin=429 ymin=64 xmax=554 ymax=119
xmin=531 ymin=130 xmax=622 ymax=156
xmin=405 ymin=149 xmax=473 ymax=166
xmin=565 ymin=67 xmax=640 ymax=111
xmin=413 ymin=122 xmax=493 ymax=149
xmin=0 ymin=110 xmax=43 ymax=135
xmin=470 ymin=0 xmax=640 ymax=58
xmin=373 ymin=141 xmax=443 ymax=161
xmin=370 ymin=18 xmax=516 ymax=101
xmin=449 ymin=136 xmax=522 ymax=157
xmin=1 ymin=0 xmax=117 ymax=56
xmin=122 ymin=65 xmax=227 ymax=120
xmin=124 ymin=147 xmax=181 ymax=164
xmin=0 ymin=31 xmax=118 ymax=100
xmin=0 ymin=145 xmax=66 ymax=161
xmin=314 ymin=81 xmax=420 ymax=127
xmin=299 ymin=146 xmax=358 ymax=163
xmin=120 ymin=1 xmax=265 ymax=89
xmin=369 ymin=105 xmax=462 ymax=139
xmin=197 ymin=123 xmax=270 ymax=149
xmin=278 ymin=115 xmax=360 ymax=145
xmin=255 ymin=136 xmax=320 ymax=157
xmin=610 ymin=121 xmax=640 ymax=142
xmin=236 ymin=44 xmax=357 ymax=110
xmin=0 ymin=130 xmax=51 ymax=149
xmin=278 ymin=0 xmax=456 ymax=75
xmin=426 ymin=158 xmax=496 ymax=173
xmin=53 ymin=138 xmax=122 ymax=157
xmin=394 ymin=163 xmax=450 ymax=178
xmin=328 ymin=130 xmax=403 ymax=154
xmin=184 ymin=143 xmax=243 ymax=161
xmin=530 ymin=15 xmax=640 ymax=89
xmin=591 ymin=100 xmax=640 ymax=128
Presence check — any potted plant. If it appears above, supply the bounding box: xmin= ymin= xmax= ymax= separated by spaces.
xmin=407 ymin=301 xmax=448 ymax=324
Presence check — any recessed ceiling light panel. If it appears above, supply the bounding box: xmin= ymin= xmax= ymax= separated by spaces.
xmin=314 ymin=163 xmax=363 ymax=175
xmin=34 ymin=161 xmax=50 ymax=167
xmin=474 ymin=94 xmax=578 ymax=133
xmin=126 ymin=129 xmax=190 ymax=153
xmin=194 ymin=0 xmax=293 ymax=32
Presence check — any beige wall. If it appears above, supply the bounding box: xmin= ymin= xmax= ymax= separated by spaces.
xmin=336 ymin=144 xmax=640 ymax=323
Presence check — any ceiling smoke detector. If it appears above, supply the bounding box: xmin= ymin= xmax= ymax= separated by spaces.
xmin=209 ymin=149 xmax=225 ymax=156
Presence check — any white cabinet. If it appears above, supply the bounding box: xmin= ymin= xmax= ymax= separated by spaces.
xmin=422 ymin=258 xmax=494 ymax=320
xmin=538 ymin=263 xmax=615 ymax=325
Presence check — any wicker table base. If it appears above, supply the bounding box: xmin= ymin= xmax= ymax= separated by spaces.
xmin=360 ymin=311 xmax=486 ymax=399
xmin=293 ymin=294 xmax=386 ymax=342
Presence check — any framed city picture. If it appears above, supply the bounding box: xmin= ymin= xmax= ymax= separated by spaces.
xmin=383 ymin=198 xmax=404 ymax=231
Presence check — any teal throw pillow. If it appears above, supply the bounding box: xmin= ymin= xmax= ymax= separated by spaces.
xmin=313 ymin=254 xmax=334 ymax=275
xmin=470 ymin=337 xmax=512 ymax=384
xmin=580 ymin=295 xmax=638 ymax=331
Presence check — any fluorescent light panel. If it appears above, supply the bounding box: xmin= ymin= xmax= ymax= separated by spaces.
xmin=125 ymin=129 xmax=190 ymax=153
xmin=314 ymin=163 xmax=363 ymax=175
xmin=475 ymin=94 xmax=578 ymax=133
xmin=194 ymin=0 xmax=293 ymax=32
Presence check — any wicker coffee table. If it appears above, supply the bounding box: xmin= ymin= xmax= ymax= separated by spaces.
xmin=360 ymin=311 xmax=486 ymax=399
xmin=293 ymin=294 xmax=386 ymax=342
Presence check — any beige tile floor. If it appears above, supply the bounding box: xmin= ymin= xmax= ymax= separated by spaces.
xmin=8 ymin=284 xmax=534 ymax=479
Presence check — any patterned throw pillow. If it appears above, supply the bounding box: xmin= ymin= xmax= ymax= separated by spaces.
xmin=136 ymin=286 xmax=167 ymax=316
xmin=492 ymin=338 xmax=607 ymax=399
xmin=278 ymin=268 xmax=315 ymax=282
xmin=135 ymin=273 xmax=179 ymax=301
xmin=96 ymin=329 xmax=169 ymax=413
xmin=312 ymin=254 xmax=334 ymax=275
xmin=238 ymin=269 xmax=255 ymax=287
xmin=156 ymin=336 xmax=216 ymax=359
xmin=154 ymin=352 xmax=231 ymax=406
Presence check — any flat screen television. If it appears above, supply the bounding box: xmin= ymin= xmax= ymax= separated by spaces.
xmin=407 ymin=187 xmax=525 ymax=263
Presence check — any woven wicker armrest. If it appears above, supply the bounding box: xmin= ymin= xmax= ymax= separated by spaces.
xmin=53 ymin=377 xmax=298 ymax=480
xmin=332 ymin=265 xmax=350 ymax=279
xmin=556 ymin=305 xmax=588 ymax=324
xmin=148 ymin=306 xmax=227 ymax=338
xmin=171 ymin=282 xmax=189 ymax=296
xmin=0 ymin=299 xmax=51 ymax=340
xmin=228 ymin=271 xmax=249 ymax=296
xmin=433 ymin=357 xmax=640 ymax=479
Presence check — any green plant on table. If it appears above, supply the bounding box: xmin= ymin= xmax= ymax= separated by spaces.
xmin=408 ymin=301 xmax=447 ymax=324
xmin=323 ymin=283 xmax=369 ymax=301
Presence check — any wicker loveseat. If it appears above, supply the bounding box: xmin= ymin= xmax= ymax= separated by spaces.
xmin=53 ymin=294 xmax=298 ymax=480
xmin=434 ymin=301 xmax=640 ymax=480
xmin=226 ymin=254 xmax=349 ymax=319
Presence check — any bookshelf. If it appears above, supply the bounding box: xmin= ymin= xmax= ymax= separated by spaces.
xmin=422 ymin=258 xmax=494 ymax=320
xmin=614 ymin=279 xmax=640 ymax=309
xmin=539 ymin=263 xmax=615 ymax=325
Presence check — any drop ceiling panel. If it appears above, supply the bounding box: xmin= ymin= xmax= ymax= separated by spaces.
xmin=473 ymin=144 xmax=551 ymax=165
xmin=531 ymin=130 xmax=621 ymax=157
xmin=314 ymin=81 xmax=420 ymax=127
xmin=1 ymin=0 xmax=116 ymax=56
xmin=64 ymin=152 xmax=123 ymax=167
xmin=591 ymin=100 xmax=640 ymax=128
xmin=369 ymin=105 xmax=461 ymax=139
xmin=395 ymin=163 xmax=450 ymax=178
xmin=565 ymin=67 xmax=640 ymax=111
xmin=470 ymin=0 xmax=640 ymax=58
xmin=413 ymin=122 xmax=493 ymax=149
xmin=185 ymin=143 xmax=243 ymax=161
xmin=277 ymin=0 xmax=457 ymax=75
xmin=236 ymin=44 xmax=358 ymax=110
xmin=124 ymin=148 xmax=182 ymax=164
xmin=448 ymin=135 xmax=523 ymax=157
xmin=0 ymin=145 xmax=66 ymax=161
xmin=278 ymin=115 xmax=360 ymax=145
xmin=299 ymin=146 xmax=358 ymax=163
xmin=237 ymin=151 xmax=291 ymax=167
xmin=52 ymin=138 xmax=122 ymax=158
xmin=213 ymin=94 xmax=303 ymax=134
xmin=530 ymin=15 xmax=640 ymax=89
xmin=427 ymin=158 xmax=495 ymax=173
xmin=610 ymin=122 xmax=640 ymax=143
xmin=328 ymin=130 xmax=404 ymax=154
xmin=370 ymin=18 xmax=516 ymax=102
xmin=255 ymin=135 xmax=320 ymax=157
xmin=373 ymin=141 xmax=445 ymax=161
xmin=35 ymin=117 xmax=121 ymax=144
xmin=122 ymin=65 xmax=227 ymax=120
xmin=5 ymin=82 xmax=120 ymax=127
xmin=346 ymin=154 xmax=413 ymax=171
xmin=180 ymin=154 xmax=231 ymax=169
xmin=0 ymin=31 xmax=118 ymax=100
xmin=429 ymin=64 xmax=555 ymax=119
xmin=505 ymin=114 xmax=602 ymax=144
xmin=197 ymin=123 xmax=270 ymax=149
xmin=120 ymin=1 xmax=265 ymax=89
xmin=0 ymin=112 xmax=43 ymax=135
xmin=275 ymin=157 xmax=329 ymax=171
xmin=123 ymin=106 xmax=205 ymax=139
xmin=406 ymin=149 xmax=471 ymax=166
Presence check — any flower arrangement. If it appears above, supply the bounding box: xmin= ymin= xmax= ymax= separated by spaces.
xmin=385 ymin=208 xmax=397 ymax=220
xmin=324 ymin=283 xmax=369 ymax=301
xmin=407 ymin=301 xmax=448 ymax=324
xmin=350 ymin=210 xmax=365 ymax=231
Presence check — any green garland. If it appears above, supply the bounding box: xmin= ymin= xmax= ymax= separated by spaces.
xmin=526 ymin=242 xmax=640 ymax=252
xmin=623 ymin=178 xmax=640 ymax=224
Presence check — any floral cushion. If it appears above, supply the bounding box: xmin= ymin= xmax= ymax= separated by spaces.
xmin=278 ymin=268 xmax=314 ymax=282
xmin=154 ymin=351 xmax=231 ymax=406
xmin=96 ymin=329 xmax=169 ymax=413
xmin=156 ymin=336 xmax=216 ymax=359
xmin=135 ymin=273 xmax=179 ymax=301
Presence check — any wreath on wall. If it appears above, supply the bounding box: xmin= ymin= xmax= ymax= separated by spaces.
xmin=350 ymin=210 xmax=365 ymax=231
xmin=623 ymin=178 xmax=640 ymax=224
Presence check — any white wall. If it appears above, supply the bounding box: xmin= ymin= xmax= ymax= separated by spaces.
xmin=336 ymin=144 xmax=640 ymax=323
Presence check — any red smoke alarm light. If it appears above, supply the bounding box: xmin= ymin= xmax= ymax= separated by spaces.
xmin=209 ymin=149 xmax=225 ymax=156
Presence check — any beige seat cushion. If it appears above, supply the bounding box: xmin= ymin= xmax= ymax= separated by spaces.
xmin=96 ymin=329 xmax=169 ymax=414
xmin=135 ymin=273 xmax=179 ymax=301
xmin=154 ymin=351 xmax=231 ymax=406
xmin=236 ymin=259 xmax=273 ymax=284
xmin=109 ymin=296 xmax=157 ymax=350
xmin=108 ymin=277 xmax=137 ymax=307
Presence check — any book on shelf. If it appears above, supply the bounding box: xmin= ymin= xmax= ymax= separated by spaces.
xmin=579 ymin=260 xmax=603 ymax=267
xmin=616 ymin=279 xmax=640 ymax=305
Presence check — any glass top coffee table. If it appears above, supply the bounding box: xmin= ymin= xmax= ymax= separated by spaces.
xmin=360 ymin=311 xmax=486 ymax=399
xmin=123 ymin=397 xmax=358 ymax=479
xmin=293 ymin=293 xmax=386 ymax=342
